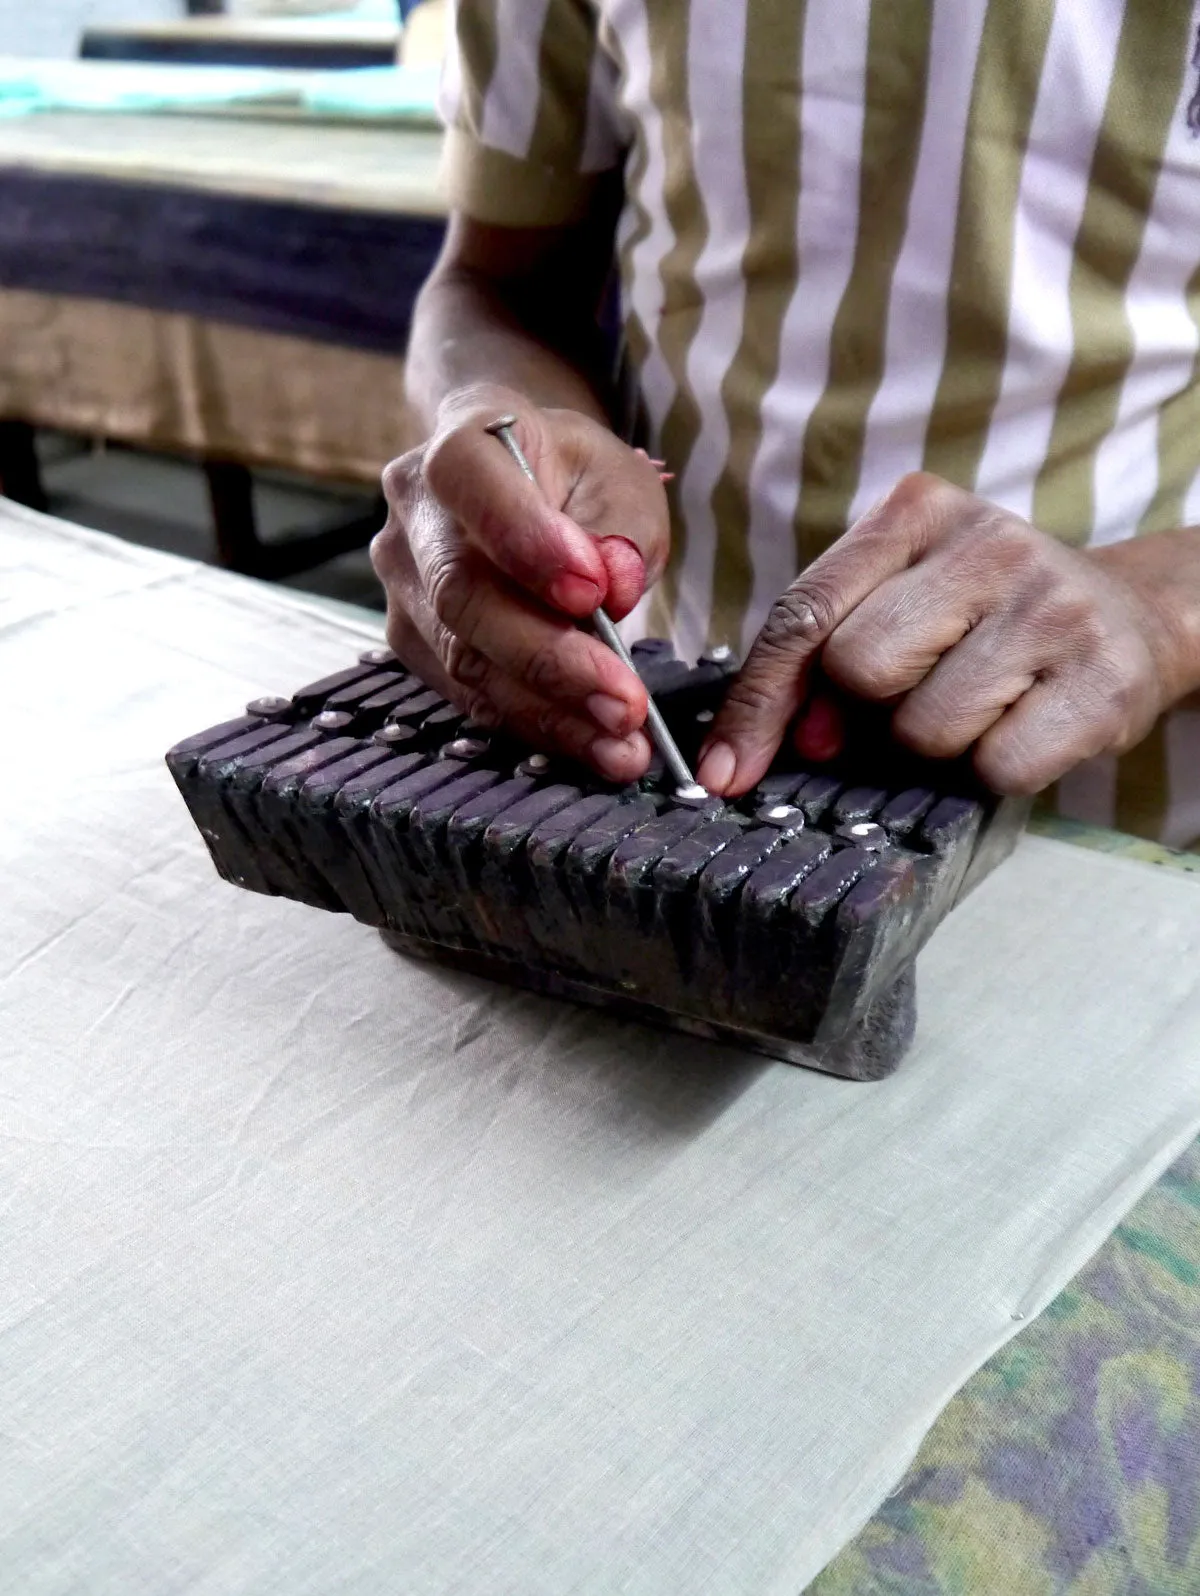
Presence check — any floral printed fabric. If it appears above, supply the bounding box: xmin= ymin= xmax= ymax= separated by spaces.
xmin=809 ymin=1138 xmax=1200 ymax=1595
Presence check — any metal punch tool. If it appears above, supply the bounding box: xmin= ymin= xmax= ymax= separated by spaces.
xmin=484 ymin=415 xmax=703 ymax=797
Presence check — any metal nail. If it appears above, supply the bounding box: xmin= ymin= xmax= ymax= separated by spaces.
xmin=246 ymin=695 xmax=292 ymax=718
xmin=443 ymin=737 xmax=490 ymax=761
xmin=485 ymin=416 xmax=699 ymax=792
xmin=836 ymin=820 xmax=888 ymax=850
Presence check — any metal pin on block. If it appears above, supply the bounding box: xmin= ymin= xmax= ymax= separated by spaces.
xmin=757 ymin=803 xmax=805 ymax=832
xmin=443 ymin=737 xmax=491 ymax=762
xmin=836 ymin=819 xmax=889 ymax=850
xmin=246 ymin=695 xmax=292 ymax=719
xmin=313 ymin=710 xmax=354 ymax=733
xmin=484 ymin=414 xmax=702 ymax=797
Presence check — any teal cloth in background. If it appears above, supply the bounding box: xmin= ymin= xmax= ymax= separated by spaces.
xmin=0 ymin=58 xmax=440 ymax=123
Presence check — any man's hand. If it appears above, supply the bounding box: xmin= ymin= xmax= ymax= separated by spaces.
xmin=371 ymin=384 xmax=669 ymax=782
xmin=698 ymin=473 xmax=1188 ymax=797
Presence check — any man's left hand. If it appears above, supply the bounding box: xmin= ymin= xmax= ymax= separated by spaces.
xmin=697 ymin=473 xmax=1191 ymax=797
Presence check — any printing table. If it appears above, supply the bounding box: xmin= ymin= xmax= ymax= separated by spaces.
xmin=3 ymin=502 xmax=1199 ymax=1595
xmin=0 ymin=109 xmax=445 ymax=575
xmin=80 ymin=15 xmax=402 ymax=71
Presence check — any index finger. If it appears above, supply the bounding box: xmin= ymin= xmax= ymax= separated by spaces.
xmin=697 ymin=473 xmax=950 ymax=794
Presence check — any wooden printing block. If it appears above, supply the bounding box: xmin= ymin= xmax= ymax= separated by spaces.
xmin=477 ymin=785 xmax=585 ymax=961
xmin=329 ymin=751 xmax=429 ymax=925
xmin=830 ymin=784 xmax=890 ymax=826
xmin=405 ymin=766 xmax=508 ymax=945
xmin=177 ymin=722 xmax=299 ymax=893
xmin=523 ymin=793 xmax=623 ymax=972
xmin=217 ymin=726 xmax=335 ymax=900
xmin=166 ymin=642 xmax=1029 ymax=1079
xmin=165 ymin=713 xmax=268 ymax=876
xmin=287 ymin=745 xmax=396 ymax=918
xmin=732 ymin=833 xmax=838 ymax=1036
xmin=791 ymin=774 xmax=844 ymax=824
xmin=604 ymin=808 xmax=717 ymax=990
xmin=694 ymin=827 xmax=788 ymax=1020
xmin=441 ymin=776 xmax=538 ymax=945
xmin=367 ymin=761 xmax=485 ymax=939
xmin=289 ymin=662 xmax=383 ymax=718
xmin=876 ymin=786 xmax=937 ymax=840
xmin=562 ymin=796 xmax=660 ymax=920
xmin=254 ymin=735 xmax=364 ymax=908
xmin=419 ymin=703 xmax=467 ymax=744
xmin=649 ymin=817 xmax=745 ymax=994
xmin=383 ymin=687 xmax=446 ymax=730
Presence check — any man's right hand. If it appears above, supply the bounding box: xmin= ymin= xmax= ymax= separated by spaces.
xmin=371 ymin=384 xmax=670 ymax=782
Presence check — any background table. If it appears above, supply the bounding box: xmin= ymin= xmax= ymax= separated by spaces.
xmin=0 ymin=109 xmax=445 ymax=575
xmin=80 ymin=15 xmax=402 ymax=71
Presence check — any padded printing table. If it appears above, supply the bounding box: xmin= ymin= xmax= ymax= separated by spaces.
xmin=4 ymin=502 xmax=1200 ymax=1595
xmin=0 ymin=109 xmax=445 ymax=574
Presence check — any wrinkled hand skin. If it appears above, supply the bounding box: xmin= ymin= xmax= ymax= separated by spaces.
xmin=371 ymin=384 xmax=670 ymax=784
xmin=699 ymin=473 xmax=1180 ymax=798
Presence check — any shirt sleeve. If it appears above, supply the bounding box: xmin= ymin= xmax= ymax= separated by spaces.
xmin=438 ymin=0 xmax=628 ymax=228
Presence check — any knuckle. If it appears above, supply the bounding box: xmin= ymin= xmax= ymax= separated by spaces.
xmin=522 ymin=643 xmax=569 ymax=698
xmin=995 ymin=526 xmax=1048 ymax=578
xmin=893 ymin=703 xmax=961 ymax=760
xmin=881 ymin=470 xmax=967 ymax=534
xmin=424 ymin=548 xmax=474 ymax=632
xmin=823 ymin=627 xmax=892 ymax=699
xmin=381 ymin=448 xmax=421 ymax=507
xmin=761 ymin=581 xmax=839 ymax=654
xmin=442 ymin=633 xmax=488 ymax=687
xmin=369 ymin=524 xmax=398 ymax=579
xmin=886 ymin=470 xmax=947 ymax=514
xmin=421 ymin=429 xmax=470 ymax=505
xmin=1035 ymin=585 xmax=1097 ymax=639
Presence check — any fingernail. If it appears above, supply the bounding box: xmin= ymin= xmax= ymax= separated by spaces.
xmin=548 ymin=573 xmax=602 ymax=615
xmin=596 ymin=536 xmax=646 ymax=602
xmin=591 ymin=734 xmax=642 ymax=780
xmin=794 ymin=697 xmax=843 ymax=761
xmin=696 ymin=739 xmax=736 ymax=794
xmin=586 ymin=691 xmax=632 ymax=735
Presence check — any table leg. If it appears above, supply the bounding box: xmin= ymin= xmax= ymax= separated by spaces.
xmin=203 ymin=458 xmax=385 ymax=581
xmin=204 ymin=459 xmax=262 ymax=575
xmin=0 ymin=421 xmax=48 ymax=513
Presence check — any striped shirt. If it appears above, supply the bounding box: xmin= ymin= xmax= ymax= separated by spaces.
xmin=440 ymin=0 xmax=1200 ymax=848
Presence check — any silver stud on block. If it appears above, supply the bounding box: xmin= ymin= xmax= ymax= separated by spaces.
xmin=837 ymin=819 xmax=888 ymax=850
xmin=755 ymin=802 xmax=805 ymax=830
xmin=246 ymin=695 xmax=292 ymax=718
xmin=443 ymin=737 xmax=490 ymax=762
xmin=700 ymin=643 xmax=736 ymax=667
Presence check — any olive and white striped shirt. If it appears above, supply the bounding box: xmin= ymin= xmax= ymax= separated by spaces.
xmin=440 ymin=0 xmax=1200 ymax=848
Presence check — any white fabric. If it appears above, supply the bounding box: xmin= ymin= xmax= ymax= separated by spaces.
xmin=3 ymin=508 xmax=1200 ymax=1595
